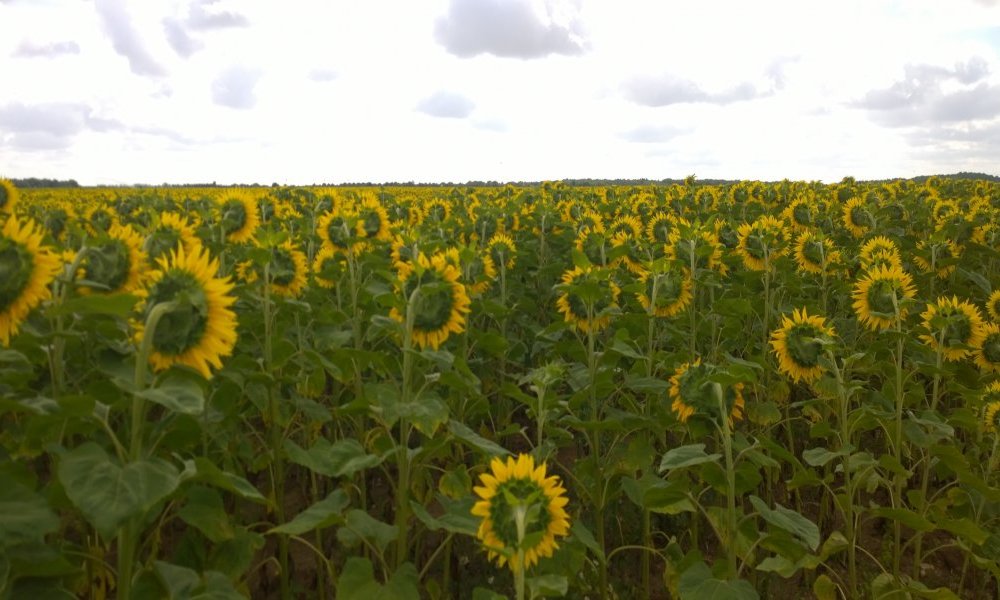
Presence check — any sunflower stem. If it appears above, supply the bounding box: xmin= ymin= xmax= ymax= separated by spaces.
xmin=585 ymin=306 xmax=609 ymax=600
xmin=117 ymin=300 xmax=175 ymax=600
xmin=514 ymin=504 xmax=527 ymax=600
xmin=828 ymin=351 xmax=857 ymax=598
xmin=715 ymin=383 xmax=738 ymax=579
xmin=912 ymin=330 xmax=945 ymax=579
xmin=891 ymin=297 xmax=905 ymax=579
xmin=395 ymin=285 xmax=420 ymax=568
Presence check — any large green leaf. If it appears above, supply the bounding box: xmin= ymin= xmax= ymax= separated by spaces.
xmin=137 ymin=375 xmax=205 ymax=415
xmin=337 ymin=510 xmax=398 ymax=554
xmin=284 ymin=438 xmax=383 ymax=478
xmin=149 ymin=561 xmax=244 ymax=599
xmin=448 ymin=420 xmax=510 ymax=457
xmin=0 ymin=481 xmax=59 ymax=549
xmin=678 ymin=562 xmax=759 ymax=600
xmin=749 ymin=495 xmax=820 ymax=551
xmin=58 ymin=443 xmax=180 ymax=539
xmin=336 ymin=557 xmax=419 ymax=600
xmin=659 ymin=444 xmax=721 ymax=472
xmin=269 ymin=489 xmax=349 ymax=535
xmin=177 ymin=486 xmax=234 ymax=543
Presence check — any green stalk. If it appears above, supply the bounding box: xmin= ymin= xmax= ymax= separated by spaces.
xmin=118 ymin=301 xmax=174 ymax=600
xmin=891 ymin=298 xmax=905 ymax=579
xmin=716 ymin=383 xmax=738 ymax=579
xmin=514 ymin=504 xmax=527 ymax=600
xmin=828 ymin=352 xmax=857 ymax=598
xmin=395 ymin=286 xmax=420 ymax=568
xmin=585 ymin=306 xmax=608 ymax=600
xmin=912 ymin=329 xmax=945 ymax=579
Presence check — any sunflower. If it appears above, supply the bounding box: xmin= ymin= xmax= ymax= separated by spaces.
xmin=266 ymin=240 xmax=308 ymax=298
xmin=483 ymin=232 xmax=517 ymax=278
xmin=988 ymin=291 xmax=1000 ymax=322
xmin=851 ymin=264 xmax=917 ymax=331
xmin=637 ymin=266 xmax=692 ymax=318
xmin=781 ymin=197 xmax=815 ymax=231
xmin=859 ymin=236 xmax=900 ymax=271
xmin=608 ymin=215 xmax=643 ymax=239
xmin=842 ymin=197 xmax=873 ymax=238
xmin=574 ymin=229 xmax=609 ymax=267
xmin=735 ymin=216 xmax=789 ymax=271
xmin=610 ymin=231 xmax=646 ymax=275
xmin=471 ymin=454 xmax=570 ymax=572
xmin=913 ymin=240 xmax=962 ymax=279
xmin=135 ymin=246 xmax=238 ymax=378
xmin=0 ymin=179 xmax=18 ymax=215
xmin=668 ymin=358 xmax=745 ymax=425
xmin=217 ymin=192 xmax=260 ymax=243
xmin=667 ymin=220 xmax=727 ymax=275
xmin=794 ymin=230 xmax=840 ymax=274
xmin=0 ymin=216 xmax=61 ymax=346
xmin=317 ymin=207 xmax=361 ymax=253
xmin=144 ymin=212 xmax=201 ymax=261
xmin=389 ymin=251 xmax=471 ymax=350
xmin=355 ymin=195 xmax=392 ymax=242
xmin=770 ymin=307 xmax=836 ymax=384
xmin=82 ymin=204 xmax=119 ymax=236
xmin=77 ymin=223 xmax=147 ymax=295
xmin=974 ymin=323 xmax=1000 ymax=373
xmin=983 ymin=382 xmax=1000 ymax=433
xmin=311 ymin=245 xmax=343 ymax=289
xmin=919 ymin=296 xmax=985 ymax=362
xmin=423 ymin=197 xmax=452 ymax=223
xmin=555 ymin=266 xmax=620 ymax=334
xmin=646 ymin=212 xmax=677 ymax=245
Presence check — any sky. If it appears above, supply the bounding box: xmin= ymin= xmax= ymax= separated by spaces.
xmin=1 ymin=0 xmax=999 ymax=186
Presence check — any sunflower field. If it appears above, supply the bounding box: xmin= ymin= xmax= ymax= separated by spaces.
xmin=3 ymin=176 xmax=1000 ymax=599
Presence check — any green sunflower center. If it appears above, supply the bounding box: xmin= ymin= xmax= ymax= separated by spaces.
xmin=0 ymin=185 xmax=8 ymax=208
xmin=676 ymin=364 xmax=740 ymax=421
xmin=427 ymin=203 xmax=448 ymax=221
xmin=325 ymin=216 xmax=354 ymax=249
xmin=487 ymin=478 xmax=552 ymax=549
xmin=801 ymin=239 xmax=825 ymax=266
xmin=0 ymin=238 xmax=33 ymax=312
xmin=651 ymin=222 xmax=672 ymax=244
xmin=90 ymin=210 xmax=113 ymax=233
xmin=147 ymin=271 xmax=209 ymax=356
xmin=865 ymin=279 xmax=898 ymax=316
xmin=269 ymin=247 xmax=297 ymax=287
xmin=940 ymin=310 xmax=972 ymax=347
xmin=982 ymin=333 xmax=1000 ymax=363
xmin=649 ymin=271 xmax=683 ymax=307
xmin=46 ymin=210 xmax=68 ymax=238
xmin=220 ymin=200 xmax=248 ymax=235
xmin=850 ymin=206 xmax=872 ymax=229
xmin=145 ymin=227 xmax=183 ymax=261
xmin=787 ymin=324 xmax=823 ymax=368
xmin=579 ymin=234 xmax=604 ymax=265
xmin=361 ymin=210 xmax=383 ymax=237
xmin=489 ymin=243 xmax=512 ymax=270
xmin=743 ymin=233 xmax=767 ymax=260
xmin=793 ymin=203 xmax=813 ymax=226
xmin=82 ymin=239 xmax=131 ymax=292
xmin=404 ymin=271 xmax=456 ymax=332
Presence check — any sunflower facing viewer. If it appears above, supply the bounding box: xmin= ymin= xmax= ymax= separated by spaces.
xmin=0 ymin=216 xmax=61 ymax=345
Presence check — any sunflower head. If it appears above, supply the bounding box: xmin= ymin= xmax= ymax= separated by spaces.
xmin=735 ymin=216 xmax=789 ymax=271
xmin=0 ymin=216 xmax=61 ymax=346
xmin=983 ymin=382 xmax=1000 ymax=434
xmin=217 ymin=192 xmax=260 ymax=243
xmin=265 ymin=240 xmax=308 ymax=298
xmin=919 ymin=296 xmax=986 ymax=362
xmin=471 ymin=454 xmax=570 ymax=572
xmin=667 ymin=220 xmax=727 ymax=275
xmin=770 ymin=307 xmax=836 ymax=384
xmin=794 ymin=230 xmax=840 ymax=274
xmin=355 ymin=195 xmax=392 ymax=241
xmin=144 ymin=212 xmax=201 ymax=261
xmin=987 ymin=290 xmax=1000 ymax=322
xmin=389 ymin=251 xmax=471 ymax=350
xmin=555 ymin=266 xmax=620 ymax=334
xmin=859 ymin=236 xmax=900 ymax=271
xmin=0 ymin=179 xmax=18 ymax=215
xmin=637 ymin=266 xmax=692 ymax=318
xmin=851 ymin=264 xmax=917 ymax=331
xmin=842 ymin=197 xmax=873 ymax=238
xmin=317 ymin=207 xmax=362 ymax=253
xmin=484 ymin=233 xmax=517 ymax=275
xmin=914 ymin=240 xmax=962 ymax=279
xmin=77 ymin=223 xmax=146 ymax=295
xmin=137 ymin=246 xmax=238 ymax=378
xmin=668 ymin=358 xmax=745 ymax=425
xmin=312 ymin=245 xmax=344 ymax=289
xmin=975 ymin=323 xmax=1000 ymax=373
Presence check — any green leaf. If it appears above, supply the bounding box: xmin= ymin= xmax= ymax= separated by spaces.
xmin=570 ymin=248 xmax=592 ymax=270
xmin=659 ymin=444 xmax=722 ymax=472
xmin=749 ymin=495 xmax=820 ymax=551
xmin=409 ymin=497 xmax=477 ymax=536
xmin=936 ymin=518 xmax=988 ymax=545
xmin=802 ymin=446 xmax=849 ymax=467
xmin=137 ymin=375 xmax=205 ymax=415
xmin=678 ymin=562 xmax=759 ymax=600
xmin=187 ymin=458 xmax=267 ymax=504
xmin=812 ymin=574 xmax=838 ymax=600
xmin=177 ymin=486 xmax=234 ymax=543
xmin=336 ymin=557 xmax=419 ymax=600
xmin=58 ymin=443 xmax=180 ymax=539
xmin=284 ymin=438 xmax=383 ymax=478
xmin=337 ymin=510 xmax=398 ymax=554
xmin=151 ymin=561 xmax=244 ymax=600
xmin=0 ymin=481 xmax=59 ymax=549
xmin=571 ymin=520 xmax=604 ymax=562
xmin=527 ymin=574 xmax=568 ymax=597
xmin=625 ymin=376 xmax=670 ymax=394
xmin=270 ymin=490 xmax=349 ymax=535
xmin=448 ymin=420 xmax=510 ymax=457
xmin=870 ymin=507 xmax=934 ymax=532
xmin=472 ymin=588 xmax=507 ymax=600
xmin=50 ymin=293 xmax=138 ymax=317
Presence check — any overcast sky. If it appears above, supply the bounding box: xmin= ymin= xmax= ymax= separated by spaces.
xmin=1 ymin=0 xmax=999 ymax=185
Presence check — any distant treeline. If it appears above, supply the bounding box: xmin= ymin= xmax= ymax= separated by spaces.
xmin=7 ymin=172 xmax=999 ymax=189
xmin=11 ymin=178 xmax=80 ymax=188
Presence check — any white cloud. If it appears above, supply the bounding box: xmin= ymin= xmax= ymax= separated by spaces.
xmin=435 ymin=0 xmax=586 ymax=59
xmin=93 ymin=0 xmax=167 ymax=76
xmin=211 ymin=66 xmax=262 ymax=109
xmin=417 ymin=91 xmax=475 ymax=118
xmin=12 ymin=40 xmax=80 ymax=58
